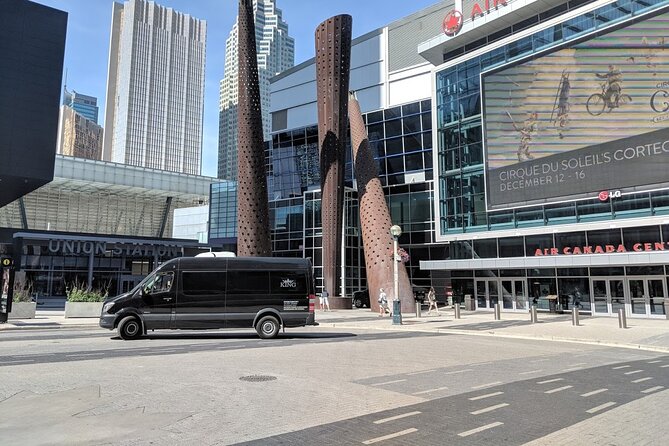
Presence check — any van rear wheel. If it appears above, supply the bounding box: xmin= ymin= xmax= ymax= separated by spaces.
xmin=118 ymin=316 xmax=142 ymax=340
xmin=256 ymin=315 xmax=280 ymax=339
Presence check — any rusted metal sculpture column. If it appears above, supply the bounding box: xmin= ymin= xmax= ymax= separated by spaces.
xmin=236 ymin=0 xmax=271 ymax=257
xmin=315 ymin=15 xmax=352 ymax=299
xmin=349 ymin=93 xmax=414 ymax=313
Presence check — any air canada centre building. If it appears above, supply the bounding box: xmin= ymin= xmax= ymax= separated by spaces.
xmin=419 ymin=0 xmax=669 ymax=318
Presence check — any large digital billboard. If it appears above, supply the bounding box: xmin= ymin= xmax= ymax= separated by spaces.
xmin=482 ymin=10 xmax=669 ymax=210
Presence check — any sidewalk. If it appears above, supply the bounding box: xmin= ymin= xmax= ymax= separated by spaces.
xmin=3 ymin=308 xmax=669 ymax=353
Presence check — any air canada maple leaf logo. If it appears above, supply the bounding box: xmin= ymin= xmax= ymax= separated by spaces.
xmin=443 ymin=10 xmax=463 ymax=37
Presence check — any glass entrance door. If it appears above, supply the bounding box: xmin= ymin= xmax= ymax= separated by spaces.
xmin=628 ymin=278 xmax=667 ymax=318
xmin=591 ymin=278 xmax=625 ymax=316
xmin=475 ymin=279 xmax=498 ymax=310
xmin=501 ymin=280 xmax=527 ymax=311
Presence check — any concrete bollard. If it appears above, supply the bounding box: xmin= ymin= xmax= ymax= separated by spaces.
xmin=571 ymin=307 xmax=579 ymax=326
xmin=454 ymin=304 xmax=461 ymax=319
xmin=530 ymin=305 xmax=538 ymax=324
xmin=618 ymin=308 xmax=627 ymax=329
xmin=415 ymin=301 xmax=422 ymax=318
xmin=494 ymin=303 xmax=501 ymax=320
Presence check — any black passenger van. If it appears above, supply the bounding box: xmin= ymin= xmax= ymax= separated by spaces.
xmin=100 ymin=257 xmax=317 ymax=339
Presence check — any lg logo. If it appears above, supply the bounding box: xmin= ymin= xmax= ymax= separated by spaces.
xmin=598 ymin=190 xmax=622 ymax=202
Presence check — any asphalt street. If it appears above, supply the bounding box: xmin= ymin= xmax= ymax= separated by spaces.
xmin=1 ymin=326 xmax=667 ymax=445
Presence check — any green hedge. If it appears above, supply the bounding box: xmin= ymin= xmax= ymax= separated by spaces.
xmin=66 ymin=284 xmax=108 ymax=302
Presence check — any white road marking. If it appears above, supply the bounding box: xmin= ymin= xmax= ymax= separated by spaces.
xmin=530 ymin=358 xmax=550 ymax=363
xmin=562 ymin=367 xmax=583 ymax=372
xmin=362 ymin=428 xmax=418 ymax=444
xmin=373 ymin=411 xmax=421 ymax=424
xmin=642 ymin=386 xmax=665 ymax=394
xmin=4 ymin=359 xmax=35 ymax=363
xmin=660 ymin=365 xmax=669 ymax=368
xmin=470 ymin=403 xmax=509 ymax=415
xmin=632 ymin=377 xmax=653 ymax=384
xmin=538 ymin=378 xmax=563 ymax=384
xmin=647 ymin=360 xmax=662 ymax=364
xmin=545 ymin=385 xmax=573 ymax=394
xmin=412 ymin=386 xmax=449 ymax=395
xmin=458 ymin=422 xmax=504 ymax=437
xmin=443 ymin=369 xmax=474 ymax=375
xmin=624 ymin=370 xmax=644 ymax=375
xmin=406 ymin=369 xmax=436 ymax=376
xmin=581 ymin=388 xmax=608 ymax=397
xmin=471 ymin=381 xmax=502 ymax=389
xmin=519 ymin=370 xmax=542 ymax=375
xmin=469 ymin=391 xmax=504 ymax=401
xmin=586 ymin=402 xmax=616 ymax=414
xmin=612 ymin=365 xmax=631 ymax=370
xmin=65 ymin=353 xmax=103 ymax=357
xmin=568 ymin=362 xmax=587 ymax=367
xmin=372 ymin=379 xmax=407 ymax=387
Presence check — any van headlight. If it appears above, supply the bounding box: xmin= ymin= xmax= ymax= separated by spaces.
xmin=103 ymin=302 xmax=115 ymax=314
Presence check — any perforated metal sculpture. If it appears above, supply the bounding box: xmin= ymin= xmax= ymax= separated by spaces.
xmin=236 ymin=0 xmax=271 ymax=257
xmin=349 ymin=93 xmax=414 ymax=313
xmin=315 ymin=15 xmax=352 ymax=297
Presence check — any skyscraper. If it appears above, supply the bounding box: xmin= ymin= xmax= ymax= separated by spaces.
xmin=103 ymin=0 xmax=206 ymax=175
xmin=57 ymin=105 xmax=103 ymax=160
xmin=218 ymin=0 xmax=294 ymax=180
xmin=63 ymin=88 xmax=99 ymax=123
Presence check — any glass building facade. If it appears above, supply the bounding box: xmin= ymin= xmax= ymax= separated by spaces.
xmin=436 ymin=0 xmax=669 ymax=236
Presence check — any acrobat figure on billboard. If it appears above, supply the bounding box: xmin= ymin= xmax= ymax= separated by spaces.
xmin=507 ymin=111 xmax=538 ymax=162
xmin=587 ymin=65 xmax=631 ymax=116
xmin=551 ymin=71 xmax=570 ymax=139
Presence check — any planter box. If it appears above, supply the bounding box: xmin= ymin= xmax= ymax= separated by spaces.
xmin=8 ymin=302 xmax=37 ymax=319
xmin=64 ymin=302 xmax=103 ymax=318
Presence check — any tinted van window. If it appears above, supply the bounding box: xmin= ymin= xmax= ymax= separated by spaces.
xmin=145 ymin=272 xmax=173 ymax=294
xmin=182 ymin=272 xmax=226 ymax=295
xmin=227 ymin=271 xmax=270 ymax=294
xmin=270 ymin=271 xmax=307 ymax=294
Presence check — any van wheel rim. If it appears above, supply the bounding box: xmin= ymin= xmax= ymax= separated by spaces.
xmin=262 ymin=321 xmax=275 ymax=334
xmin=126 ymin=322 xmax=138 ymax=336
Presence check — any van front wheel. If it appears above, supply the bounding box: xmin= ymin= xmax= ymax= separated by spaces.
xmin=118 ymin=316 xmax=142 ymax=340
xmin=256 ymin=315 xmax=280 ymax=339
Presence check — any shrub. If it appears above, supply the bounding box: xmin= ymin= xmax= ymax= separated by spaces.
xmin=12 ymin=280 xmax=33 ymax=303
xmin=66 ymin=281 xmax=108 ymax=302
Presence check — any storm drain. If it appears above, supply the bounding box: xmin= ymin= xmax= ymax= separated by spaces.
xmin=239 ymin=375 xmax=277 ymax=382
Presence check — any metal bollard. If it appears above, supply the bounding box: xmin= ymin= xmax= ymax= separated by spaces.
xmin=571 ymin=307 xmax=579 ymax=326
xmin=494 ymin=303 xmax=501 ymax=320
xmin=454 ymin=304 xmax=461 ymax=319
xmin=415 ymin=301 xmax=422 ymax=318
xmin=530 ymin=305 xmax=538 ymax=324
xmin=392 ymin=300 xmax=402 ymax=325
xmin=618 ymin=308 xmax=627 ymax=329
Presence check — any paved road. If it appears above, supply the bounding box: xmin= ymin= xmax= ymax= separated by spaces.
xmin=1 ymin=327 xmax=667 ymax=445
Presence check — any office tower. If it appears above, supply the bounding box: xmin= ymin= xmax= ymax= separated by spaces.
xmin=218 ymin=0 xmax=294 ymax=180
xmin=57 ymin=105 xmax=103 ymax=160
xmin=103 ymin=0 xmax=206 ymax=175
xmin=63 ymin=88 xmax=99 ymax=123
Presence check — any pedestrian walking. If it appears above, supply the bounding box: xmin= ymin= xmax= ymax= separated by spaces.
xmin=427 ymin=287 xmax=440 ymax=315
xmin=378 ymin=288 xmax=388 ymax=317
xmin=321 ymin=288 xmax=330 ymax=311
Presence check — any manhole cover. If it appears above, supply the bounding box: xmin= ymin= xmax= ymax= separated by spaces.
xmin=239 ymin=375 xmax=277 ymax=382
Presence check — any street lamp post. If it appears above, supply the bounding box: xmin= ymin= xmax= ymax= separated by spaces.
xmin=390 ymin=225 xmax=402 ymax=324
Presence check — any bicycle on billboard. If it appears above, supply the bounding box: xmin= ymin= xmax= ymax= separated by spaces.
xmin=586 ymin=65 xmax=632 ymax=116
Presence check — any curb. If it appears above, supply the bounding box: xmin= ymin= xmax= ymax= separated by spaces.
xmin=322 ymin=322 xmax=669 ymax=354
xmin=0 ymin=323 xmax=100 ymax=332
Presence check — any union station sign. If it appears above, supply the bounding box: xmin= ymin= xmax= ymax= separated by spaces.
xmin=535 ymin=242 xmax=669 ymax=256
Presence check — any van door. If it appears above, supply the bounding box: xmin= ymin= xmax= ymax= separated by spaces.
xmin=225 ymin=270 xmax=270 ymax=328
xmin=175 ymin=271 xmax=227 ymax=329
xmin=140 ymin=271 xmax=175 ymax=329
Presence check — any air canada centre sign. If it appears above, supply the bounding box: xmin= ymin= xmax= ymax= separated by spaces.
xmin=443 ymin=0 xmax=508 ymax=37
xmin=535 ymin=242 xmax=669 ymax=256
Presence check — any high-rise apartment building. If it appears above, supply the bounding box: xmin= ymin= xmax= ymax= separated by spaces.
xmin=63 ymin=88 xmax=99 ymax=123
xmin=103 ymin=0 xmax=206 ymax=175
xmin=56 ymin=105 xmax=103 ymax=160
xmin=217 ymin=0 xmax=294 ymax=180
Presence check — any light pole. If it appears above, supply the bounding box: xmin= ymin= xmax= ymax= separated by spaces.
xmin=390 ymin=225 xmax=402 ymax=323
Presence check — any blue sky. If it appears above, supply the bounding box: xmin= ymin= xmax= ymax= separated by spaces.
xmin=35 ymin=0 xmax=440 ymax=177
